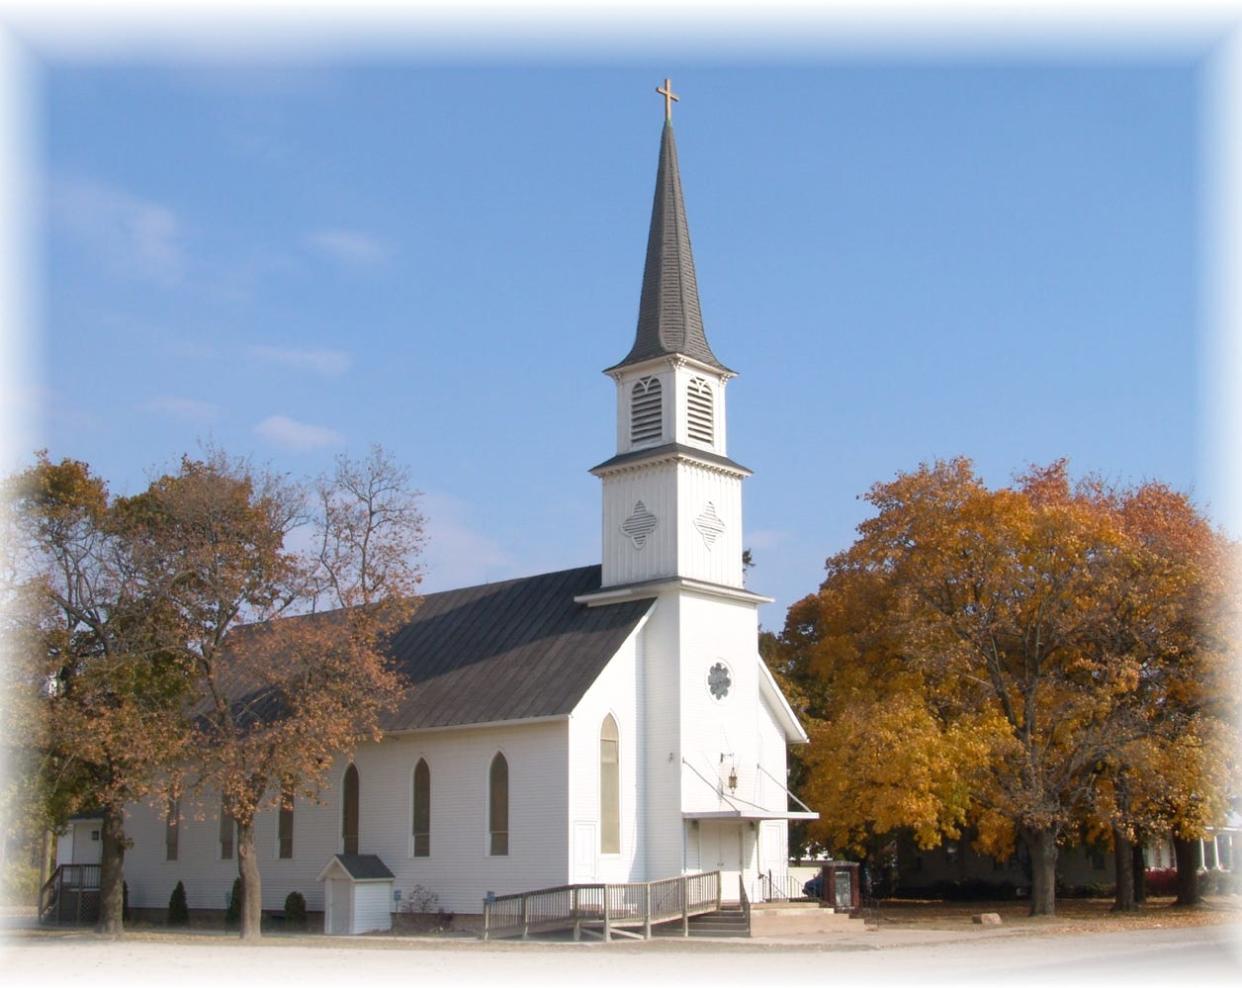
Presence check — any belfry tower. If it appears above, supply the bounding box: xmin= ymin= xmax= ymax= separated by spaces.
xmin=590 ymin=82 xmax=751 ymax=593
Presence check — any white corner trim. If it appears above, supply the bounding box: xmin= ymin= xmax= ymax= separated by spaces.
xmin=566 ymin=604 xmax=655 ymax=720
xmin=757 ymin=656 xmax=809 ymax=744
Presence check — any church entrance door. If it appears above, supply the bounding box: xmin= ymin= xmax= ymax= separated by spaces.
xmin=699 ymin=822 xmax=743 ymax=902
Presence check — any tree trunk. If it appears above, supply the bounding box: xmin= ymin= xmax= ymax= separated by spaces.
xmin=1021 ymin=827 xmax=1058 ymax=916
xmin=1111 ymin=827 xmax=1137 ymax=912
xmin=1132 ymin=844 xmax=1147 ymax=904
xmin=1172 ymin=835 xmax=1201 ymax=907
xmin=95 ymin=805 xmax=126 ymax=935
xmin=38 ymin=829 xmax=55 ymax=909
xmin=236 ymin=818 xmax=263 ymax=940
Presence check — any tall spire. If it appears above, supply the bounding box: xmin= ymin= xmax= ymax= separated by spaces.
xmin=610 ymin=109 xmax=730 ymax=374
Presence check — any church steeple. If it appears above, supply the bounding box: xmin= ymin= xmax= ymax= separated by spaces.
xmin=592 ymin=85 xmax=750 ymax=592
xmin=609 ymin=114 xmax=731 ymax=374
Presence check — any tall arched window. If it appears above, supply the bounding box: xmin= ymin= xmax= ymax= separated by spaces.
xmin=218 ymin=799 xmax=234 ymax=860
xmin=687 ymin=377 xmax=714 ymax=444
xmin=278 ymin=788 xmax=294 ymax=860
xmin=488 ymin=753 xmax=509 ymax=856
xmin=164 ymin=797 xmax=179 ymax=862
xmin=600 ymin=715 xmax=620 ymax=854
xmin=412 ymin=759 xmax=430 ymax=858
xmin=342 ymin=764 xmax=360 ymax=855
xmin=630 ymin=377 xmax=663 ymax=444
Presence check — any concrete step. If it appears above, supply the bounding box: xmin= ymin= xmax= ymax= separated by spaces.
xmin=650 ymin=909 xmax=751 ymax=939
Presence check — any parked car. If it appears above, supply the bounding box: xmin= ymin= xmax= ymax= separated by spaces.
xmin=802 ymin=874 xmax=824 ymax=899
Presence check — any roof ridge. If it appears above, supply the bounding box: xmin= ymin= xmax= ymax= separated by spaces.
xmin=415 ymin=562 xmax=600 ymax=602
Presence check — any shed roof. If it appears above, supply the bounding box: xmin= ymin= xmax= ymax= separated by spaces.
xmin=318 ymin=853 xmax=394 ymax=882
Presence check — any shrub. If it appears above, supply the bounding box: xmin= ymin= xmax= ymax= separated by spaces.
xmin=1145 ymin=868 xmax=1178 ymax=897
xmin=167 ymin=881 xmax=189 ymax=926
xmin=225 ymin=878 xmax=242 ymax=928
xmin=1 ymin=861 xmax=40 ymax=907
xmin=1197 ymin=870 xmax=1238 ymax=896
xmin=933 ymin=879 xmax=1019 ymax=901
xmin=284 ymin=891 xmax=307 ymax=930
xmin=122 ymin=881 xmax=130 ymax=922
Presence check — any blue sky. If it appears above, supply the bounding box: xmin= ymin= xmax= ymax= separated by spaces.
xmin=35 ymin=57 xmax=1209 ymax=626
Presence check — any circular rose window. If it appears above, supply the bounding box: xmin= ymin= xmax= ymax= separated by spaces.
xmin=707 ymin=661 xmax=732 ymax=701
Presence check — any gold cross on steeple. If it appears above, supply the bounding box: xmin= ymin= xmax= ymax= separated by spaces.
xmin=656 ymin=78 xmax=679 ymax=123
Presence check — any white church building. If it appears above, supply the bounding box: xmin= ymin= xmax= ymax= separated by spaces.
xmin=85 ymin=100 xmax=814 ymax=929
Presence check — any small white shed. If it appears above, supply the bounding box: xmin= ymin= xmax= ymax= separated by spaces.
xmin=317 ymin=854 xmax=395 ymax=935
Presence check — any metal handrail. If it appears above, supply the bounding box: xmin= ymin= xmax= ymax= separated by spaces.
xmin=755 ymin=869 xmax=812 ymax=902
xmin=481 ymin=870 xmax=722 ymax=941
xmin=739 ymin=874 xmax=751 ymax=935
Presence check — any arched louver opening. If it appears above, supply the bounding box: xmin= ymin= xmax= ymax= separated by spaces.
xmin=600 ymin=715 xmax=620 ymax=854
xmin=412 ymin=759 xmax=430 ymax=857
xmin=687 ymin=377 xmax=714 ymax=444
xmin=342 ymin=763 xmax=360 ymax=855
xmin=630 ymin=377 xmax=663 ymax=444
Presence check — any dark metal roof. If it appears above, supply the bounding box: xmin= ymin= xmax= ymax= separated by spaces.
xmin=590 ymin=442 xmax=751 ymax=476
xmin=217 ymin=566 xmax=653 ymax=735
xmin=331 ymin=853 xmax=394 ymax=881
xmin=383 ymin=565 xmax=652 ymax=731
xmin=608 ymin=122 xmax=731 ymax=375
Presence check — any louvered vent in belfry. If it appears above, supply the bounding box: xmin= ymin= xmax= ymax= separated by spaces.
xmin=630 ymin=377 xmax=663 ymax=444
xmin=687 ymin=377 xmax=714 ymax=444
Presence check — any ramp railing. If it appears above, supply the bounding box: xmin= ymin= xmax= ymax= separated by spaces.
xmin=481 ymin=870 xmax=721 ymax=941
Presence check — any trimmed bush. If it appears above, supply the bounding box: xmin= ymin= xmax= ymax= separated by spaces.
xmin=167 ymin=881 xmax=189 ymax=926
xmin=1145 ymin=868 xmax=1178 ymax=897
xmin=284 ymin=891 xmax=307 ymax=930
xmin=225 ymin=877 xmax=242 ymax=928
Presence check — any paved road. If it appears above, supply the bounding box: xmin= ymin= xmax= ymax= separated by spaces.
xmin=3 ymin=923 xmax=1239 ymax=987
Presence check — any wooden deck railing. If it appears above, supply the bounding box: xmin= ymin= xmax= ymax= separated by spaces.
xmin=39 ymin=864 xmax=102 ymax=926
xmin=481 ymin=870 xmax=722 ymax=941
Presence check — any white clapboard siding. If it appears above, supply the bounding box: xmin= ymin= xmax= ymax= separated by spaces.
xmin=121 ymin=719 xmax=570 ymax=917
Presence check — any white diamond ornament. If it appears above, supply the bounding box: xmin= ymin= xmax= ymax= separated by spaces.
xmin=621 ymin=501 xmax=658 ymax=549
xmin=693 ymin=501 xmax=725 ymax=548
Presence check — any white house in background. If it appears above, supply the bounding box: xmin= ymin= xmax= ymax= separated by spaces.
xmin=70 ymin=104 xmax=815 ymax=930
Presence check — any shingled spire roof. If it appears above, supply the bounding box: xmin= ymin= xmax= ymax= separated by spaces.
xmin=609 ymin=121 xmax=731 ymax=374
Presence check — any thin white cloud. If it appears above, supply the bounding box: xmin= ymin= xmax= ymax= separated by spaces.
xmin=254 ymin=415 xmax=343 ymax=451
xmin=140 ymin=396 xmax=219 ymax=422
xmin=305 ymin=229 xmax=389 ymax=265
xmin=51 ymin=177 xmax=184 ymax=282
xmin=418 ymin=492 xmax=518 ymax=591
xmin=247 ymin=344 xmax=351 ymax=376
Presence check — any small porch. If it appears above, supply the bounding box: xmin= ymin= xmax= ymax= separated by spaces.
xmin=685 ymin=807 xmax=818 ymax=905
xmin=38 ymin=864 xmax=101 ymax=926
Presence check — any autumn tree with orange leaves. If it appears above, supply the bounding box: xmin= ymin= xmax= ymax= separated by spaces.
xmin=2 ymin=455 xmax=192 ymax=935
xmin=120 ymin=446 xmax=423 ymax=940
xmin=778 ymin=458 xmax=1235 ymax=917
xmin=4 ymin=446 xmax=424 ymax=940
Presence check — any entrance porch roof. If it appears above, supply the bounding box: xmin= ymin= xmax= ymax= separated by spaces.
xmin=683 ymin=809 xmax=819 ymax=821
